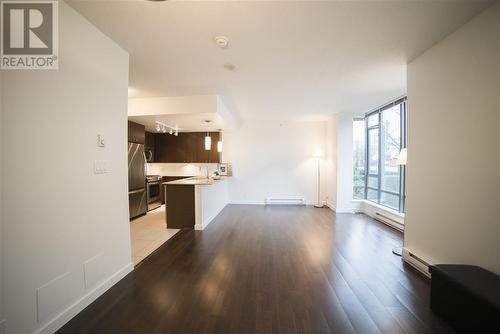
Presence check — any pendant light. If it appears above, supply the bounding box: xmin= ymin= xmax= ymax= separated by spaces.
xmin=205 ymin=132 xmax=211 ymax=150
xmin=217 ymin=130 xmax=222 ymax=153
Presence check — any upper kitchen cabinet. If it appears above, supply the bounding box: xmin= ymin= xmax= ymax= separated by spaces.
xmin=211 ymin=132 xmax=221 ymax=163
xmin=128 ymin=121 xmax=145 ymax=144
xmin=154 ymin=132 xmax=221 ymax=163
xmin=191 ymin=132 xmax=221 ymax=163
xmin=194 ymin=132 xmax=209 ymax=163
xmin=155 ymin=132 xmax=196 ymax=163
xmin=145 ymin=131 xmax=155 ymax=149
xmin=155 ymin=132 xmax=184 ymax=163
xmin=144 ymin=131 xmax=156 ymax=162
xmin=206 ymin=132 xmax=221 ymax=163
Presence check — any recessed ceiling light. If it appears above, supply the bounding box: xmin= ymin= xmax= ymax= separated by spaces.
xmin=214 ymin=36 xmax=229 ymax=49
xmin=223 ymin=63 xmax=235 ymax=71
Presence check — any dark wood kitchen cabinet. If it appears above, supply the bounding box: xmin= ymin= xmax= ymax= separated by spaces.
xmin=144 ymin=131 xmax=156 ymax=162
xmin=155 ymin=133 xmax=181 ymax=163
xmin=154 ymin=132 xmax=221 ymax=163
xmin=209 ymin=132 xmax=221 ymax=163
xmin=145 ymin=132 xmax=155 ymax=148
xmin=194 ymin=132 xmax=209 ymax=163
xmin=160 ymin=176 xmax=192 ymax=204
xmin=128 ymin=121 xmax=145 ymax=144
xmin=195 ymin=132 xmax=221 ymax=163
xmin=155 ymin=132 xmax=194 ymax=163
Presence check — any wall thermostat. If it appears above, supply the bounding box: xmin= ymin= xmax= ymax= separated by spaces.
xmin=97 ymin=134 xmax=105 ymax=147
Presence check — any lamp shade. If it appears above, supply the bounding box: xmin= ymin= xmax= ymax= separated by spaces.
xmin=314 ymin=149 xmax=324 ymax=158
xmin=396 ymin=148 xmax=407 ymax=165
xmin=205 ymin=134 xmax=211 ymax=150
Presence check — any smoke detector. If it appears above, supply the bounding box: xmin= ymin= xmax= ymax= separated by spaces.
xmin=214 ymin=36 xmax=229 ymax=49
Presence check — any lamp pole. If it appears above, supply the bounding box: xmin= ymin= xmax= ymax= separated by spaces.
xmin=314 ymin=153 xmax=324 ymax=208
xmin=392 ymin=148 xmax=407 ymax=256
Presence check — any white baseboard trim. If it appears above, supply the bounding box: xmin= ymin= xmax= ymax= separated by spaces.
xmin=228 ymin=201 xmax=264 ymax=205
xmin=357 ymin=201 xmax=404 ymax=232
xmin=35 ymin=262 xmax=134 ymax=334
xmin=372 ymin=214 xmax=404 ymax=232
xmin=326 ymin=202 xmax=335 ymax=211
xmin=333 ymin=207 xmax=361 ymax=213
xmin=402 ymin=248 xmax=431 ymax=278
xmin=305 ymin=201 xmax=327 ymax=206
xmin=0 ymin=319 xmax=6 ymax=334
xmin=361 ymin=200 xmax=405 ymax=218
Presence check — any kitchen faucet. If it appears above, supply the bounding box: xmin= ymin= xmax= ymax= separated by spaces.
xmin=205 ymin=164 xmax=210 ymax=179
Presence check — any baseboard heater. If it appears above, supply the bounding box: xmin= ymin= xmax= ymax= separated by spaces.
xmin=374 ymin=212 xmax=404 ymax=232
xmin=402 ymin=248 xmax=431 ymax=278
xmin=265 ymin=198 xmax=306 ymax=206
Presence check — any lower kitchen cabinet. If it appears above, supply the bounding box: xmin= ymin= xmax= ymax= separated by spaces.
xmin=161 ymin=176 xmax=192 ymax=204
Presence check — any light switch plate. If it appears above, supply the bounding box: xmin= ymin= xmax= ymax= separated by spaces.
xmin=94 ymin=160 xmax=109 ymax=174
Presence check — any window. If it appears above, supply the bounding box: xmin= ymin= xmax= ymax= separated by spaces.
xmin=352 ymin=98 xmax=407 ymax=212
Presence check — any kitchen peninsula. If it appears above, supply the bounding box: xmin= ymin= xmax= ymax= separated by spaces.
xmin=163 ymin=177 xmax=229 ymax=230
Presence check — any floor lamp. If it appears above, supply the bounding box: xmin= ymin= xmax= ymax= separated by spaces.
xmin=392 ymin=148 xmax=407 ymax=256
xmin=314 ymin=149 xmax=324 ymax=208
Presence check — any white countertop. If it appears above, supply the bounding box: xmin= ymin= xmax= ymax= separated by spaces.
xmin=163 ymin=176 xmax=228 ymax=186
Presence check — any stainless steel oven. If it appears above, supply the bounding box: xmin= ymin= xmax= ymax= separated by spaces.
xmin=146 ymin=175 xmax=162 ymax=211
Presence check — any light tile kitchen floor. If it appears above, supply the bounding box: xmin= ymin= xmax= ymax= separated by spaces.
xmin=130 ymin=205 xmax=179 ymax=265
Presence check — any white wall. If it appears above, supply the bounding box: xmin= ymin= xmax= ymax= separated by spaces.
xmin=334 ymin=113 xmax=362 ymax=212
xmin=1 ymin=2 xmax=132 ymax=333
xmin=196 ymin=180 xmax=229 ymax=230
xmin=325 ymin=116 xmax=337 ymax=208
xmin=223 ymin=120 xmax=327 ymax=205
xmin=405 ymin=4 xmax=500 ymax=274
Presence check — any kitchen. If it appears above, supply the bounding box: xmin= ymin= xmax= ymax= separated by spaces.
xmin=127 ymin=114 xmax=232 ymax=265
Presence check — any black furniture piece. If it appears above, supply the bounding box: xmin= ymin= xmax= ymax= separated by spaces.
xmin=430 ymin=264 xmax=500 ymax=333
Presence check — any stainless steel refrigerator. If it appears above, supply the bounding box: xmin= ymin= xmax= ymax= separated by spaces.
xmin=128 ymin=142 xmax=147 ymax=219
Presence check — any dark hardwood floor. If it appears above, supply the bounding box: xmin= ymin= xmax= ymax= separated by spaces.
xmin=58 ymin=205 xmax=453 ymax=334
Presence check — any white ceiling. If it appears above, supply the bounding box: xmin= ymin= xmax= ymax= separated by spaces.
xmin=67 ymin=0 xmax=492 ymax=120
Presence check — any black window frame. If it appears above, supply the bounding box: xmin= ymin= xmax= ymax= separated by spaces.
xmin=354 ymin=97 xmax=407 ymax=213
